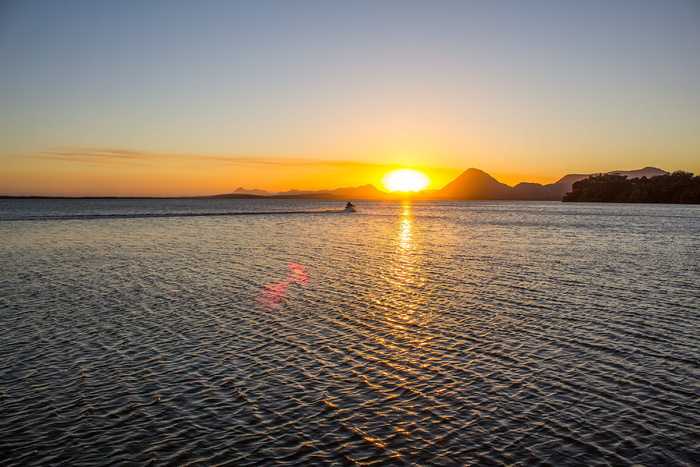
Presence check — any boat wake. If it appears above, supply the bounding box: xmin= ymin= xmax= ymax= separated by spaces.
xmin=1 ymin=209 xmax=356 ymax=222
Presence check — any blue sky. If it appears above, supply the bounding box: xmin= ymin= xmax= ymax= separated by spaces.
xmin=1 ymin=0 xmax=698 ymax=195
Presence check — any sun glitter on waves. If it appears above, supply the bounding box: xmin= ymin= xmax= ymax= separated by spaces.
xmin=381 ymin=168 xmax=431 ymax=192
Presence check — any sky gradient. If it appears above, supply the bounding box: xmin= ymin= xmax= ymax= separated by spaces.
xmin=1 ymin=0 xmax=699 ymax=196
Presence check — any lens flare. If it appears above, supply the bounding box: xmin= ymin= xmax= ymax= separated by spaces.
xmin=287 ymin=261 xmax=309 ymax=284
xmin=258 ymin=261 xmax=309 ymax=309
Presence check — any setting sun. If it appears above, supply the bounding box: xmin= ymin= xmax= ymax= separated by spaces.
xmin=381 ymin=169 xmax=431 ymax=192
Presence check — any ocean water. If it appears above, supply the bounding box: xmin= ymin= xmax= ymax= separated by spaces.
xmin=1 ymin=199 xmax=698 ymax=466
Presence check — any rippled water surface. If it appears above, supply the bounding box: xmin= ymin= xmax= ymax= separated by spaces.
xmin=1 ymin=199 xmax=699 ymax=466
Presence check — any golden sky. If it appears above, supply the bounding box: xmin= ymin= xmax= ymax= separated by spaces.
xmin=1 ymin=1 xmax=698 ymax=196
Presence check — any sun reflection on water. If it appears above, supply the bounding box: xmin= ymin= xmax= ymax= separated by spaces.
xmin=397 ymin=203 xmax=413 ymax=253
xmin=379 ymin=201 xmax=433 ymax=330
xmin=362 ymin=200 xmax=437 ymax=407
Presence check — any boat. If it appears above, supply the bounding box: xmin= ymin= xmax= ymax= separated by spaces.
xmin=343 ymin=202 xmax=357 ymax=212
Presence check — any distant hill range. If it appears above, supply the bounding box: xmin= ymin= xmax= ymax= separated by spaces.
xmin=208 ymin=167 xmax=669 ymax=201
xmin=232 ymin=187 xmax=273 ymax=196
xmin=209 ymin=184 xmax=387 ymax=200
xmin=434 ymin=166 xmax=667 ymax=201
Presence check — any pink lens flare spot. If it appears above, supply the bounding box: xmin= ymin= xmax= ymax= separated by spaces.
xmin=259 ymin=281 xmax=289 ymax=306
xmin=288 ymin=261 xmax=309 ymax=284
xmin=257 ymin=261 xmax=310 ymax=309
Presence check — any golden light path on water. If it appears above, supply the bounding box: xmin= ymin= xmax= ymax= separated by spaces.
xmin=393 ymin=201 xmax=421 ymax=320
xmin=360 ymin=201 xmax=440 ymax=427
xmin=376 ymin=201 xmax=421 ymax=324
xmin=352 ymin=200 xmax=430 ymax=452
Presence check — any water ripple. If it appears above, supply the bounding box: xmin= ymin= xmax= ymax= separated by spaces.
xmin=1 ymin=200 xmax=698 ymax=465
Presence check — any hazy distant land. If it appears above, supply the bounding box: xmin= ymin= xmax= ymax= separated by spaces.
xmin=3 ymin=167 xmax=699 ymax=203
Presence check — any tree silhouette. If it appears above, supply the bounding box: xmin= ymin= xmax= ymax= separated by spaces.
xmin=563 ymin=171 xmax=700 ymax=204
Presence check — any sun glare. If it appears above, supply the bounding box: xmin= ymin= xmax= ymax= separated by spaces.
xmin=382 ymin=169 xmax=431 ymax=192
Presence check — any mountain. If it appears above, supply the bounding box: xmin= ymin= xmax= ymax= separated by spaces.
xmin=233 ymin=187 xmax=273 ymax=196
xmin=330 ymin=184 xmax=388 ymax=199
xmin=435 ymin=168 xmax=512 ymax=200
xmin=275 ymin=189 xmax=332 ymax=196
xmin=273 ymin=184 xmax=388 ymax=199
xmin=554 ymin=167 xmax=667 ymax=186
xmin=204 ymin=187 xmax=273 ymax=198
xmin=431 ymin=167 xmax=669 ymax=201
xmin=204 ymin=192 xmax=265 ymax=199
xmin=508 ymin=167 xmax=669 ymax=201
xmin=552 ymin=174 xmax=583 ymax=185
xmin=607 ymin=167 xmax=668 ymax=179
xmin=540 ymin=167 xmax=668 ymax=200
xmin=511 ymin=182 xmax=558 ymax=201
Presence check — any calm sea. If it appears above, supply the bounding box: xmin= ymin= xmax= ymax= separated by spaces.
xmin=1 ymin=199 xmax=698 ymax=466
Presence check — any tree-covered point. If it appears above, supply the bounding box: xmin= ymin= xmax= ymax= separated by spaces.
xmin=562 ymin=171 xmax=700 ymax=204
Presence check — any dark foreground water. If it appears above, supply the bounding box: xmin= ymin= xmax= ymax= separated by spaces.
xmin=1 ymin=199 xmax=698 ymax=466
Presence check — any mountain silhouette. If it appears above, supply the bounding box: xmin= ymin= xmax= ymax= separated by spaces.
xmin=233 ymin=187 xmax=273 ymax=196
xmin=511 ymin=182 xmax=556 ymax=200
xmin=435 ymin=168 xmax=512 ymax=199
xmin=602 ymin=167 xmax=667 ymax=179
xmin=330 ymin=184 xmax=387 ymax=199
xmin=554 ymin=167 xmax=667 ymax=186
xmin=206 ymin=166 xmax=670 ymax=201
xmin=274 ymin=184 xmax=387 ymax=199
xmin=537 ymin=167 xmax=669 ymax=200
xmin=432 ymin=167 xmax=668 ymax=201
xmin=275 ymin=189 xmax=331 ymax=196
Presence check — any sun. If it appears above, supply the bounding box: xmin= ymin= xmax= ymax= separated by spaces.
xmin=382 ymin=168 xmax=431 ymax=192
